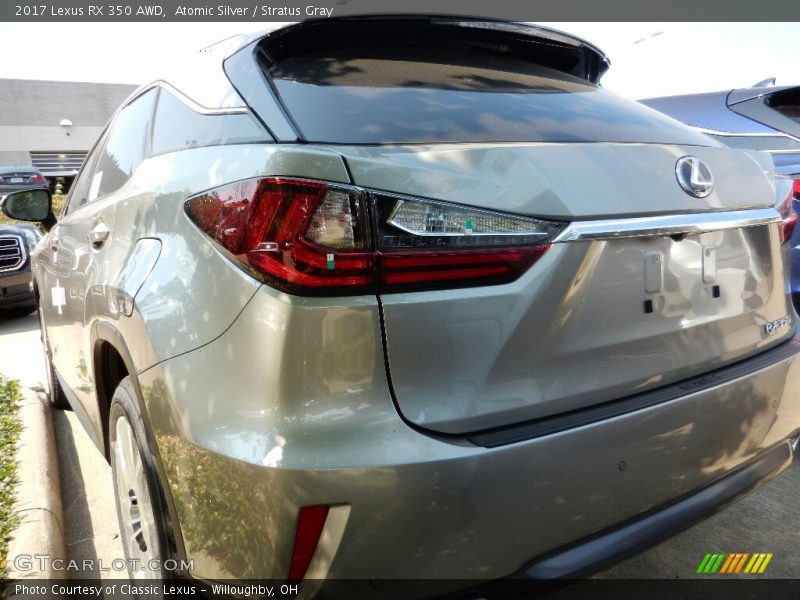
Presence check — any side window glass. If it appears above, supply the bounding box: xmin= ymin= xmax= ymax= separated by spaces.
xmin=152 ymin=88 xmax=264 ymax=155
xmin=92 ymin=89 xmax=156 ymax=200
xmin=63 ymin=145 xmax=102 ymax=215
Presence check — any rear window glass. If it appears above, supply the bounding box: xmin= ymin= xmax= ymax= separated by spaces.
xmin=767 ymin=88 xmax=800 ymax=124
xmin=152 ymin=88 xmax=266 ymax=155
xmin=267 ymin=45 xmax=709 ymax=146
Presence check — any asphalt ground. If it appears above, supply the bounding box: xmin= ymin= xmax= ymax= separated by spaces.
xmin=1 ymin=312 xmax=798 ymax=582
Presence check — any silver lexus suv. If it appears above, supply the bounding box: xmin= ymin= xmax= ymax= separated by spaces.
xmin=3 ymin=17 xmax=800 ymax=596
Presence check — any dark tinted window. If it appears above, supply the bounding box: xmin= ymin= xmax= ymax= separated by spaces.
xmin=152 ymin=89 xmax=265 ymax=155
xmin=268 ymin=45 xmax=708 ymax=145
xmin=94 ymin=89 xmax=156 ymax=199
xmin=767 ymin=88 xmax=800 ymax=124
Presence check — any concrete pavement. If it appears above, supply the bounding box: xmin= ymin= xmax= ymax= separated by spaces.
xmin=1 ymin=313 xmax=122 ymax=580
xmin=1 ymin=313 xmax=65 ymax=580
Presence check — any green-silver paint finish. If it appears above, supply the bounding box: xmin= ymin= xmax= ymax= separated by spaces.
xmin=26 ymin=19 xmax=800 ymax=593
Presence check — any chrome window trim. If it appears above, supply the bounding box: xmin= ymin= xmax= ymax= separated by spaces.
xmin=694 ymin=126 xmax=800 ymax=144
xmin=154 ymin=81 xmax=250 ymax=116
xmin=0 ymin=234 xmax=26 ymax=273
xmin=695 ymin=128 xmax=786 ymax=137
xmin=554 ymin=208 xmax=781 ymax=242
xmin=765 ymin=149 xmax=800 ymax=155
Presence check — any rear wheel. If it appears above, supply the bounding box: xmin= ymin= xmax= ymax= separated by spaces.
xmin=110 ymin=376 xmax=173 ymax=581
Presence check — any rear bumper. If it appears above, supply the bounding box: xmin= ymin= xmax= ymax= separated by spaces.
xmin=141 ymin=279 xmax=800 ymax=591
xmin=518 ymin=439 xmax=794 ymax=580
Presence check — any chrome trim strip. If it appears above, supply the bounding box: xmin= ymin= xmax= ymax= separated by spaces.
xmin=0 ymin=235 xmax=26 ymax=273
xmin=554 ymin=208 xmax=780 ymax=242
xmin=765 ymin=149 xmax=800 ymax=155
xmin=154 ymin=81 xmax=249 ymax=116
xmin=693 ymin=126 xmax=800 ymax=144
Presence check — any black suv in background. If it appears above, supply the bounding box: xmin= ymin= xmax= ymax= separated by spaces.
xmin=0 ymin=223 xmax=42 ymax=318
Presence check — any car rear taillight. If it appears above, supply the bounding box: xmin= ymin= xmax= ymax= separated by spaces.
xmin=373 ymin=193 xmax=561 ymax=288
xmin=185 ymin=177 xmax=565 ymax=295
xmin=0 ymin=177 xmax=5 ymax=184
xmin=776 ymin=176 xmax=799 ymax=243
xmin=29 ymin=174 xmax=45 ymax=184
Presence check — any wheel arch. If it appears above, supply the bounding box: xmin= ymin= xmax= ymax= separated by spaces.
xmin=91 ymin=321 xmax=138 ymax=460
xmin=90 ymin=319 xmax=188 ymax=566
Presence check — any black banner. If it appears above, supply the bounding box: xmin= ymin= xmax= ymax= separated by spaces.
xmin=5 ymin=579 xmax=800 ymax=600
xmin=3 ymin=0 xmax=800 ymax=22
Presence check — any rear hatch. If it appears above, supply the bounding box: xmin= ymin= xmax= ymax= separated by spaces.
xmin=343 ymin=144 xmax=791 ymax=433
xmin=238 ymin=17 xmax=796 ymax=435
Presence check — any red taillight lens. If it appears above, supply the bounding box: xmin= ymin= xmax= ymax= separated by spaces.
xmin=29 ymin=174 xmax=45 ymax=184
xmin=186 ymin=178 xmax=372 ymax=293
xmin=288 ymin=505 xmax=329 ymax=583
xmin=185 ymin=177 xmax=564 ymax=295
xmin=776 ymin=176 xmax=799 ymax=243
xmin=381 ymin=247 xmax=549 ymax=286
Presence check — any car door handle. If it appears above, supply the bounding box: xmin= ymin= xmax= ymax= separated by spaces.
xmin=88 ymin=221 xmax=111 ymax=248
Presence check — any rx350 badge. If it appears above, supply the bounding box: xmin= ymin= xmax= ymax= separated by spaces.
xmin=764 ymin=314 xmax=792 ymax=335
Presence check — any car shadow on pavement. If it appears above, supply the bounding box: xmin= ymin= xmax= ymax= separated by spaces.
xmin=52 ymin=408 xmax=103 ymax=578
xmin=0 ymin=312 xmax=39 ymax=336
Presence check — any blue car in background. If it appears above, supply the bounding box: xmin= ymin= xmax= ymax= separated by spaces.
xmin=642 ymin=83 xmax=800 ymax=308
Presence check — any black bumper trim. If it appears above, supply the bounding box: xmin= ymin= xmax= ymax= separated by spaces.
xmin=516 ymin=440 xmax=794 ymax=580
xmin=470 ymin=336 xmax=800 ymax=448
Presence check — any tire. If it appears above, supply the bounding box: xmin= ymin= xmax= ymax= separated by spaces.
xmin=38 ymin=308 xmax=70 ymax=410
xmin=109 ymin=376 xmax=175 ymax=581
xmin=0 ymin=305 xmax=37 ymax=319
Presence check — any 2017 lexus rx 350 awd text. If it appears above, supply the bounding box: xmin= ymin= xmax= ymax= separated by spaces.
xmin=3 ymin=17 xmax=800 ymax=597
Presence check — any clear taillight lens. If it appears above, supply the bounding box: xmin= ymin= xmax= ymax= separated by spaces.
xmin=374 ymin=193 xmax=564 ymax=289
xmin=776 ymin=176 xmax=798 ymax=244
xmin=185 ymin=177 xmax=565 ymax=295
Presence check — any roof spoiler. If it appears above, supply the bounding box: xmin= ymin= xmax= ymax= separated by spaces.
xmin=255 ymin=16 xmax=610 ymax=84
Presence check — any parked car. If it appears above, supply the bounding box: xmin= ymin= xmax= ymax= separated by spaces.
xmin=3 ymin=18 xmax=800 ymax=596
xmin=0 ymin=221 xmax=42 ymax=318
xmin=641 ymin=84 xmax=800 ymax=307
xmin=0 ymin=166 xmax=48 ymax=194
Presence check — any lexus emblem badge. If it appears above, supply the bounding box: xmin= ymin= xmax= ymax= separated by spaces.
xmin=675 ymin=156 xmax=714 ymax=198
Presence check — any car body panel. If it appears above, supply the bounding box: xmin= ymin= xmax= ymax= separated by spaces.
xmin=33 ymin=141 xmax=353 ymax=454
xmin=335 ymin=143 xmax=774 ymax=219
xmin=138 ymin=297 xmax=800 ymax=584
xmin=642 ymin=92 xmax=777 ymax=134
xmin=641 ymin=85 xmax=800 ymax=309
xmin=22 ymin=18 xmax=800 ymax=589
xmin=378 ymin=222 xmax=793 ymax=433
xmin=333 ymin=142 xmax=792 ymax=433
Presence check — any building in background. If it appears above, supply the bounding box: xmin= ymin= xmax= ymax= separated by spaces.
xmin=0 ymin=79 xmax=137 ymax=192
